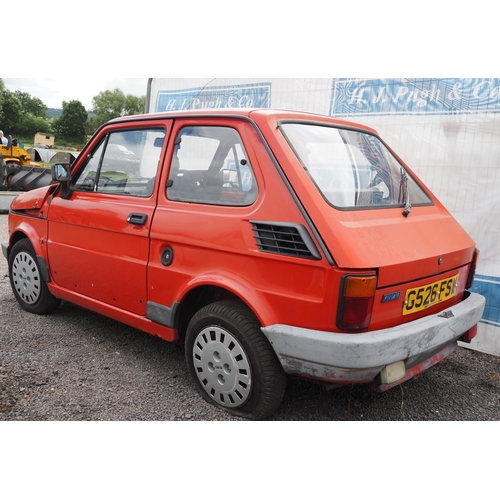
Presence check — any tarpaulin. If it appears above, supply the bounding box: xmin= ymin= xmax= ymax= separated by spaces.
xmin=147 ymin=78 xmax=500 ymax=355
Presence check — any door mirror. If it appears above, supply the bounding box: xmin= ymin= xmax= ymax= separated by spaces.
xmin=51 ymin=163 xmax=73 ymax=199
xmin=51 ymin=163 xmax=72 ymax=182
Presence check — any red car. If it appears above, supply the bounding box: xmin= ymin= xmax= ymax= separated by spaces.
xmin=2 ymin=109 xmax=485 ymax=419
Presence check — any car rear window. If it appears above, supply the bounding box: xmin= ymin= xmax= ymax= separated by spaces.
xmin=280 ymin=123 xmax=432 ymax=210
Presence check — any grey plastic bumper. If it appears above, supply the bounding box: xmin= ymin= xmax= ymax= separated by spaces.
xmin=262 ymin=291 xmax=486 ymax=384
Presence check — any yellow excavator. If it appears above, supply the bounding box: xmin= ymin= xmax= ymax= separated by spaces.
xmin=0 ymin=135 xmax=53 ymax=191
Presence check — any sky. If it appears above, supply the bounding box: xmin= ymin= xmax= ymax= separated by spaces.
xmin=1 ymin=0 xmax=492 ymax=111
xmin=1 ymin=3 xmax=490 ymax=114
xmin=3 ymin=78 xmax=149 ymax=110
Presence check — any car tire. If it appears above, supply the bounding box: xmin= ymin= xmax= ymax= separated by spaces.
xmin=185 ymin=301 xmax=286 ymax=420
xmin=8 ymin=239 xmax=61 ymax=315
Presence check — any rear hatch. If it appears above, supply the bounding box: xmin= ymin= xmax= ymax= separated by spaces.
xmin=277 ymin=120 xmax=476 ymax=329
xmin=324 ymin=205 xmax=476 ymax=330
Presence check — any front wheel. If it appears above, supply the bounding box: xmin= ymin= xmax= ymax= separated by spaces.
xmin=8 ymin=239 xmax=61 ymax=315
xmin=185 ymin=301 xmax=286 ymax=420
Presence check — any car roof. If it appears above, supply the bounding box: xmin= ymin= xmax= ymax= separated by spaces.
xmin=108 ymin=108 xmax=378 ymax=135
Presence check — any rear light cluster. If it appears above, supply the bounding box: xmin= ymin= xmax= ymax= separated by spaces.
xmin=338 ymin=275 xmax=377 ymax=331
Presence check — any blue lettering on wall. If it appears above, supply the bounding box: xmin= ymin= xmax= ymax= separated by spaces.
xmin=156 ymin=82 xmax=272 ymax=112
xmin=330 ymin=78 xmax=500 ymax=116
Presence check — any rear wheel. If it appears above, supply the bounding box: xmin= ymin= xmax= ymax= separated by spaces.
xmin=185 ymin=301 xmax=286 ymax=420
xmin=8 ymin=239 xmax=61 ymax=315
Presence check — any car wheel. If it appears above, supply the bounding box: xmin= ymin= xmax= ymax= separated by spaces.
xmin=185 ymin=301 xmax=286 ymax=420
xmin=8 ymin=239 xmax=61 ymax=315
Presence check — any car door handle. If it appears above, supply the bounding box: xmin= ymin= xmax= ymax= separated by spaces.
xmin=127 ymin=213 xmax=148 ymax=226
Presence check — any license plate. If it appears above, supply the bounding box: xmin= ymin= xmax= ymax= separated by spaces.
xmin=402 ymin=275 xmax=458 ymax=316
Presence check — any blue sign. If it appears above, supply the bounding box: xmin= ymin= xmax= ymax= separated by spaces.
xmin=156 ymin=82 xmax=271 ymax=112
xmin=472 ymin=275 xmax=500 ymax=328
xmin=330 ymin=78 xmax=500 ymax=116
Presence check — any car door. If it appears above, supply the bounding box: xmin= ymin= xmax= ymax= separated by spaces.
xmin=147 ymin=118 xmax=265 ymax=316
xmin=47 ymin=121 xmax=171 ymax=315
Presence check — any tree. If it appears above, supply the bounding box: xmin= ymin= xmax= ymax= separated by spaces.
xmin=90 ymin=88 xmax=146 ymax=130
xmin=124 ymin=94 xmax=146 ymax=115
xmin=18 ymin=114 xmax=52 ymax=138
xmin=0 ymin=79 xmax=4 ymax=110
xmin=0 ymin=91 xmax=22 ymax=133
xmin=13 ymin=91 xmax=47 ymax=118
xmin=0 ymin=80 xmax=51 ymax=138
xmin=52 ymin=100 xmax=88 ymax=143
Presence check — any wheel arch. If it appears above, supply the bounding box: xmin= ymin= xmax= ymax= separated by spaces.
xmin=10 ymin=229 xmax=29 ymax=249
xmin=7 ymin=236 xmax=61 ymax=314
xmin=175 ymin=278 xmax=278 ymax=342
xmin=9 ymin=224 xmax=45 ymax=259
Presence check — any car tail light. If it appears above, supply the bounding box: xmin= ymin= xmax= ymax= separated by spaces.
xmin=337 ymin=275 xmax=377 ymax=331
xmin=466 ymin=248 xmax=479 ymax=289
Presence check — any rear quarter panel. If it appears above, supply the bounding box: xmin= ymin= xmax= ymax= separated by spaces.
xmin=251 ymin=111 xmax=476 ymax=285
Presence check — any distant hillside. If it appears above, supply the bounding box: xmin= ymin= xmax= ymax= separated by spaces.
xmin=46 ymin=108 xmax=93 ymax=120
xmin=47 ymin=108 xmax=62 ymax=119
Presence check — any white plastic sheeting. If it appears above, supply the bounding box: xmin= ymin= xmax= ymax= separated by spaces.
xmin=146 ymin=78 xmax=500 ymax=355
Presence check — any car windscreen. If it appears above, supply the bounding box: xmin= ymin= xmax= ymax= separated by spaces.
xmin=280 ymin=122 xmax=432 ymax=210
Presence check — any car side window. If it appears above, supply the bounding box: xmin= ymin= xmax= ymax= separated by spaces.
xmin=73 ymin=128 xmax=165 ymax=197
xmin=166 ymin=126 xmax=258 ymax=206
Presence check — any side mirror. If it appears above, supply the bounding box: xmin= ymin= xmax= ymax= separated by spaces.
xmin=51 ymin=163 xmax=72 ymax=199
xmin=51 ymin=163 xmax=72 ymax=182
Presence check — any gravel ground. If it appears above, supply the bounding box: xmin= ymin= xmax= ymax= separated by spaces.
xmin=1 ymin=212 xmax=499 ymax=421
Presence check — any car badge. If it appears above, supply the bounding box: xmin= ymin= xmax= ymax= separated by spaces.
xmin=381 ymin=291 xmax=401 ymax=303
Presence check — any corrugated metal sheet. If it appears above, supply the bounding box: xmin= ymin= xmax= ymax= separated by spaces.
xmin=27 ymin=148 xmax=79 ymax=164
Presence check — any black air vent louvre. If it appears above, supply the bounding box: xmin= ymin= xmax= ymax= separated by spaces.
xmin=250 ymin=221 xmax=321 ymax=260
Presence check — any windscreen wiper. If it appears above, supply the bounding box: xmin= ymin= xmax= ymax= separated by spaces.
xmin=400 ymin=167 xmax=412 ymax=217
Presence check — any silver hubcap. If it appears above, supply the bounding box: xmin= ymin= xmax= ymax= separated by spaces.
xmin=12 ymin=251 xmax=41 ymax=304
xmin=192 ymin=326 xmax=252 ymax=408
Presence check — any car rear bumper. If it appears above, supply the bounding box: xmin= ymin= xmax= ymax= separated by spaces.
xmin=261 ymin=291 xmax=485 ymax=386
